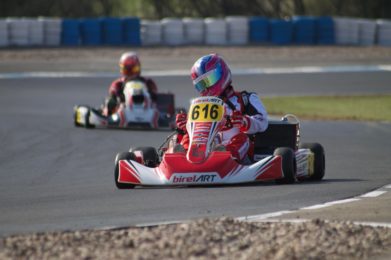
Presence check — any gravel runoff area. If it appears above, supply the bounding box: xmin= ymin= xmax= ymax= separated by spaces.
xmin=1 ymin=218 xmax=390 ymax=260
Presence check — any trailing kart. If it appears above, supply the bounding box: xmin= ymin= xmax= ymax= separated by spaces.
xmin=74 ymin=80 xmax=178 ymax=129
xmin=114 ymin=96 xmax=325 ymax=189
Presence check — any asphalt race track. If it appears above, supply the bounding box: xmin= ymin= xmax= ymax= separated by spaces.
xmin=0 ymin=71 xmax=391 ymax=236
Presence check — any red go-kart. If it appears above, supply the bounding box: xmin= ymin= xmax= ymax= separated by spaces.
xmin=114 ymin=96 xmax=325 ymax=188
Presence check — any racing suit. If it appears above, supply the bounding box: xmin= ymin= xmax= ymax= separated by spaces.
xmin=177 ymin=86 xmax=268 ymax=162
xmin=109 ymin=76 xmax=158 ymax=102
xmin=106 ymin=76 xmax=158 ymax=115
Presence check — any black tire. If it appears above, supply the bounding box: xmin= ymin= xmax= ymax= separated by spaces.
xmin=274 ymin=147 xmax=296 ymax=184
xmin=114 ymin=152 xmax=136 ymax=189
xmin=130 ymin=147 xmax=160 ymax=167
xmin=299 ymin=143 xmax=325 ymax=181
xmin=84 ymin=108 xmax=95 ymax=129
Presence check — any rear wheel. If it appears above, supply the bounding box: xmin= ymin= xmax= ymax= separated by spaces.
xmin=130 ymin=147 xmax=160 ymax=167
xmin=299 ymin=143 xmax=325 ymax=181
xmin=114 ymin=152 xmax=136 ymax=189
xmin=274 ymin=147 xmax=296 ymax=184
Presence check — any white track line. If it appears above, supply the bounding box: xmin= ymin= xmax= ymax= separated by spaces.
xmin=1 ymin=64 xmax=391 ymax=79
xmin=361 ymin=190 xmax=387 ymax=198
xmin=100 ymin=184 xmax=391 ymax=229
xmin=237 ymin=184 xmax=390 ymax=225
xmin=352 ymin=221 xmax=391 ymax=228
xmin=300 ymin=198 xmax=361 ymax=210
xmin=253 ymin=218 xmax=391 ymax=228
xmin=236 ymin=211 xmax=294 ymax=222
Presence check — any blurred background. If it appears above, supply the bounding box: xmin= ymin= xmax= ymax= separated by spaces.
xmin=1 ymin=0 xmax=390 ymax=48
xmin=1 ymin=0 xmax=391 ymax=19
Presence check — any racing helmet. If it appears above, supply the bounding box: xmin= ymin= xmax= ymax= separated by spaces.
xmin=191 ymin=53 xmax=232 ymax=96
xmin=119 ymin=52 xmax=141 ymax=78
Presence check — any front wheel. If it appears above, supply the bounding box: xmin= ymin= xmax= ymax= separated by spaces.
xmin=274 ymin=147 xmax=296 ymax=184
xmin=114 ymin=152 xmax=136 ymax=189
xmin=299 ymin=143 xmax=325 ymax=181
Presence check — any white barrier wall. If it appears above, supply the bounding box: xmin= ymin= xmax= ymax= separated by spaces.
xmin=377 ymin=20 xmax=391 ymax=46
xmin=226 ymin=16 xmax=249 ymax=45
xmin=0 ymin=19 xmax=8 ymax=47
xmin=161 ymin=18 xmax=184 ymax=46
xmin=1 ymin=17 xmax=391 ymax=48
xmin=358 ymin=19 xmax=377 ymax=45
xmin=204 ymin=18 xmax=227 ymax=45
xmin=141 ymin=20 xmax=162 ymax=46
xmin=183 ymin=18 xmax=204 ymax=45
xmin=28 ymin=19 xmax=44 ymax=46
xmin=334 ymin=17 xmax=359 ymax=45
xmin=41 ymin=18 xmax=61 ymax=46
xmin=7 ymin=18 xmax=30 ymax=46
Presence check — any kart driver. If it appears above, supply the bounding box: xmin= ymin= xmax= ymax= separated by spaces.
xmin=103 ymin=52 xmax=158 ymax=116
xmin=175 ymin=53 xmax=268 ymax=163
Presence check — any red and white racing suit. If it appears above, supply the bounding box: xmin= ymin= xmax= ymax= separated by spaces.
xmin=109 ymin=76 xmax=158 ymax=102
xmin=179 ymin=87 xmax=268 ymax=162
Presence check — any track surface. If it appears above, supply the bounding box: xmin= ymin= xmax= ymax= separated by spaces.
xmin=1 ymin=71 xmax=391 ymax=236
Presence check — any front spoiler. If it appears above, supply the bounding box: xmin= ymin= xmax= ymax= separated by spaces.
xmin=117 ymin=152 xmax=284 ymax=186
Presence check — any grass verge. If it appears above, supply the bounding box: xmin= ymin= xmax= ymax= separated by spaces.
xmin=262 ymin=95 xmax=391 ymax=122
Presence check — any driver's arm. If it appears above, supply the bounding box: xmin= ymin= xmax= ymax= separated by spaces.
xmin=243 ymin=93 xmax=268 ymax=134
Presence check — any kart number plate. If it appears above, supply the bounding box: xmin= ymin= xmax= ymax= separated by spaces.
xmin=189 ymin=102 xmax=223 ymax=122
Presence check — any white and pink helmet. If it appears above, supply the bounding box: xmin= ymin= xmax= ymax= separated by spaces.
xmin=191 ymin=53 xmax=232 ymax=97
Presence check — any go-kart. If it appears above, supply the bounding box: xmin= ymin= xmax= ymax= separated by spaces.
xmin=114 ymin=96 xmax=325 ymax=188
xmin=74 ymin=80 xmax=178 ymax=129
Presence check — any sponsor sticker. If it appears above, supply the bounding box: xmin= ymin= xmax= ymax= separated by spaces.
xmin=171 ymin=173 xmax=219 ymax=184
xmin=296 ymin=149 xmax=314 ymax=178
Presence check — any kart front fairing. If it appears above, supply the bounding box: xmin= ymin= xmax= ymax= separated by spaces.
xmin=117 ymin=96 xmax=285 ymax=186
xmin=117 ymin=151 xmax=283 ymax=186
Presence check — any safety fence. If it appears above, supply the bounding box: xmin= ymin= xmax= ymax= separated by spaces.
xmin=0 ymin=16 xmax=390 ymax=47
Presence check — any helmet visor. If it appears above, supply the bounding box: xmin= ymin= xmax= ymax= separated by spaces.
xmin=193 ymin=65 xmax=222 ymax=93
xmin=120 ymin=64 xmax=140 ymax=76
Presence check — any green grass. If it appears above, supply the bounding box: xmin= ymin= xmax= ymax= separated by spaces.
xmin=262 ymin=95 xmax=391 ymax=122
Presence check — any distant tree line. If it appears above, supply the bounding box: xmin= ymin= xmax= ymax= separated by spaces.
xmin=1 ymin=0 xmax=390 ymax=19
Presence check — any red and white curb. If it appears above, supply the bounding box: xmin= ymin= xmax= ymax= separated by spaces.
xmin=236 ymin=183 xmax=391 ymax=228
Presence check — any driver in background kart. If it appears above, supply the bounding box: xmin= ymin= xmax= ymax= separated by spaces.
xmin=176 ymin=53 xmax=268 ymax=163
xmin=103 ymin=52 xmax=158 ymax=116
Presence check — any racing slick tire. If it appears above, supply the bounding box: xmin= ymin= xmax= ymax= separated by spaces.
xmin=84 ymin=109 xmax=94 ymax=129
xmin=114 ymin=152 xmax=136 ymax=189
xmin=130 ymin=147 xmax=160 ymax=167
xmin=84 ymin=108 xmax=99 ymax=129
xmin=299 ymin=143 xmax=325 ymax=181
xmin=74 ymin=105 xmax=96 ymax=129
xmin=274 ymin=147 xmax=296 ymax=184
